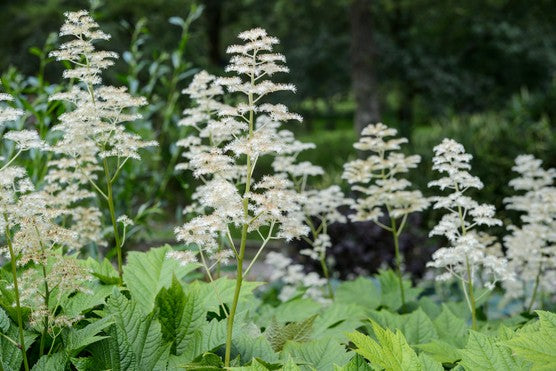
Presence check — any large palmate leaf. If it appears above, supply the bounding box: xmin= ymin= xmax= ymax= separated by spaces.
xmin=335 ymin=277 xmax=381 ymax=313
xmin=433 ymin=304 xmax=468 ymax=347
xmin=230 ymin=335 xmax=278 ymax=365
xmin=265 ymin=315 xmax=317 ymax=352
xmin=32 ymin=352 xmax=67 ymax=371
xmin=283 ymin=337 xmax=352 ymax=371
xmin=64 ymin=316 xmax=113 ymax=356
xmin=347 ymin=321 xmax=443 ymax=371
xmin=123 ymin=245 xmax=200 ymax=313
xmin=370 ymin=308 xmax=438 ymax=346
xmin=504 ymin=311 xmax=556 ymax=370
xmin=90 ymin=290 xmax=170 ymax=370
xmin=334 ymin=354 xmax=373 ymax=371
xmin=460 ymin=330 xmax=529 ymax=371
xmin=155 ymin=276 xmax=206 ymax=356
xmin=61 ymin=284 xmax=114 ymax=317
xmin=376 ymin=270 xmax=422 ymax=310
xmin=312 ymin=303 xmax=366 ymax=342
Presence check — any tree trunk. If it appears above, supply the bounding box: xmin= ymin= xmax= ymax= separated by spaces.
xmin=349 ymin=0 xmax=380 ymax=136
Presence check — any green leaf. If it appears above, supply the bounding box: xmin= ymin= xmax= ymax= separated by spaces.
xmin=155 ymin=276 xmax=205 ymax=356
xmin=417 ymin=340 xmax=461 ymax=364
xmin=197 ymin=278 xmax=263 ymax=313
xmin=433 ymin=304 xmax=468 ymax=347
xmin=65 ymin=316 xmax=113 ymax=356
xmin=265 ymin=315 xmax=317 ymax=352
xmin=377 ymin=270 xmax=422 ymax=310
xmin=347 ymin=321 xmax=422 ymax=371
xmin=61 ymin=284 xmax=114 ymax=317
xmin=402 ymin=308 xmax=438 ymax=345
xmin=231 ymin=335 xmax=278 ymax=365
xmin=70 ymin=357 xmax=94 ymax=371
xmin=335 ymin=277 xmax=381 ymax=312
xmin=31 ymin=352 xmax=67 ymax=371
xmin=312 ymin=303 xmax=366 ymax=342
xmin=504 ymin=310 xmax=556 ymax=370
xmin=418 ymin=353 xmax=443 ymax=371
xmin=181 ymin=352 xmax=223 ymax=370
xmin=283 ymin=338 xmax=352 ymax=370
xmin=123 ymin=245 xmax=200 ymax=313
xmin=86 ymin=257 xmax=120 ymax=285
xmin=0 ymin=307 xmax=10 ymax=332
xmin=257 ymin=299 xmax=320 ymax=325
xmin=370 ymin=308 xmax=438 ymax=346
xmin=282 ymin=356 xmax=302 ymax=371
xmin=334 ymin=354 xmax=372 ymax=371
xmin=460 ymin=330 xmax=529 ymax=371
xmin=91 ymin=289 xmax=170 ymax=370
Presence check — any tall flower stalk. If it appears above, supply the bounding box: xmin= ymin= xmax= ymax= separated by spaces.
xmin=427 ymin=139 xmax=513 ymax=329
xmin=343 ymin=123 xmax=429 ymax=307
xmin=173 ymin=29 xmax=307 ymax=367
xmin=49 ymin=11 xmax=157 ymax=282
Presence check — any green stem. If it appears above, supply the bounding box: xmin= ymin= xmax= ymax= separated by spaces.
xmin=34 ymin=226 xmax=50 ymax=358
xmin=526 ymin=267 xmax=542 ymax=312
xmin=390 ymin=217 xmax=406 ymax=308
xmin=320 ymin=257 xmax=334 ymax=300
xmin=3 ymin=218 xmax=29 ymax=371
xmin=224 ymin=56 xmax=257 ymax=367
xmin=103 ymin=159 xmax=123 ymax=284
xmin=465 ymin=256 xmax=477 ymax=330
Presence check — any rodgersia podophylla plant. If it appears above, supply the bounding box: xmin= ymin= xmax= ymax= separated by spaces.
xmin=427 ymin=138 xmax=513 ymax=329
xmin=1 ymin=93 xmax=36 ymax=370
xmin=503 ymin=155 xmax=556 ymax=311
xmin=343 ymin=123 xmax=429 ymax=306
xmin=1 ymin=92 xmax=91 ymax=366
xmin=48 ymin=11 xmax=157 ymax=282
xmin=174 ymin=29 xmax=308 ymax=366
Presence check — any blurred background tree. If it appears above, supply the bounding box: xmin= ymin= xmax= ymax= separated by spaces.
xmin=1 ymin=0 xmax=555 ymax=277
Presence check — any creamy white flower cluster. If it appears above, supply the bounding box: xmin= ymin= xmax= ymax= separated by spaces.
xmin=49 ymin=10 xmax=157 ymax=164
xmin=427 ymin=139 xmax=513 ymax=288
xmin=503 ymin=155 xmax=556 ymax=302
xmin=265 ymin=251 xmax=330 ymax=304
xmin=173 ymin=28 xmax=309 ymax=266
xmin=343 ymin=123 xmax=429 ymax=223
xmin=0 ymin=92 xmax=90 ymax=331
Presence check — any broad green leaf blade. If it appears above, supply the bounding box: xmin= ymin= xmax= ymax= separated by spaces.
xmin=123 ymin=245 xmax=200 ymax=313
xmin=155 ymin=276 xmax=205 ymax=356
xmin=312 ymin=303 xmax=366 ymax=342
xmin=433 ymin=304 xmax=468 ymax=347
xmin=460 ymin=330 xmax=529 ymax=371
xmin=265 ymin=315 xmax=317 ymax=352
xmin=61 ymin=284 xmax=114 ymax=317
xmin=31 ymin=352 xmax=67 ymax=371
xmin=231 ymin=335 xmax=278 ymax=365
xmin=504 ymin=311 xmax=556 ymax=370
xmin=283 ymin=338 xmax=352 ymax=370
xmin=100 ymin=289 xmax=170 ymax=370
xmin=335 ymin=277 xmax=380 ymax=312
xmin=65 ymin=316 xmax=113 ymax=356
xmin=0 ymin=307 xmax=9 ymax=332
xmin=348 ymin=321 xmax=422 ymax=371
xmin=377 ymin=270 xmax=421 ymax=310
xmin=402 ymin=308 xmax=438 ymax=345
xmin=334 ymin=354 xmax=372 ymax=371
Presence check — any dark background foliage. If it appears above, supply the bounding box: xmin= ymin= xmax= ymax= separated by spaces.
xmin=1 ymin=0 xmax=555 ymax=278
